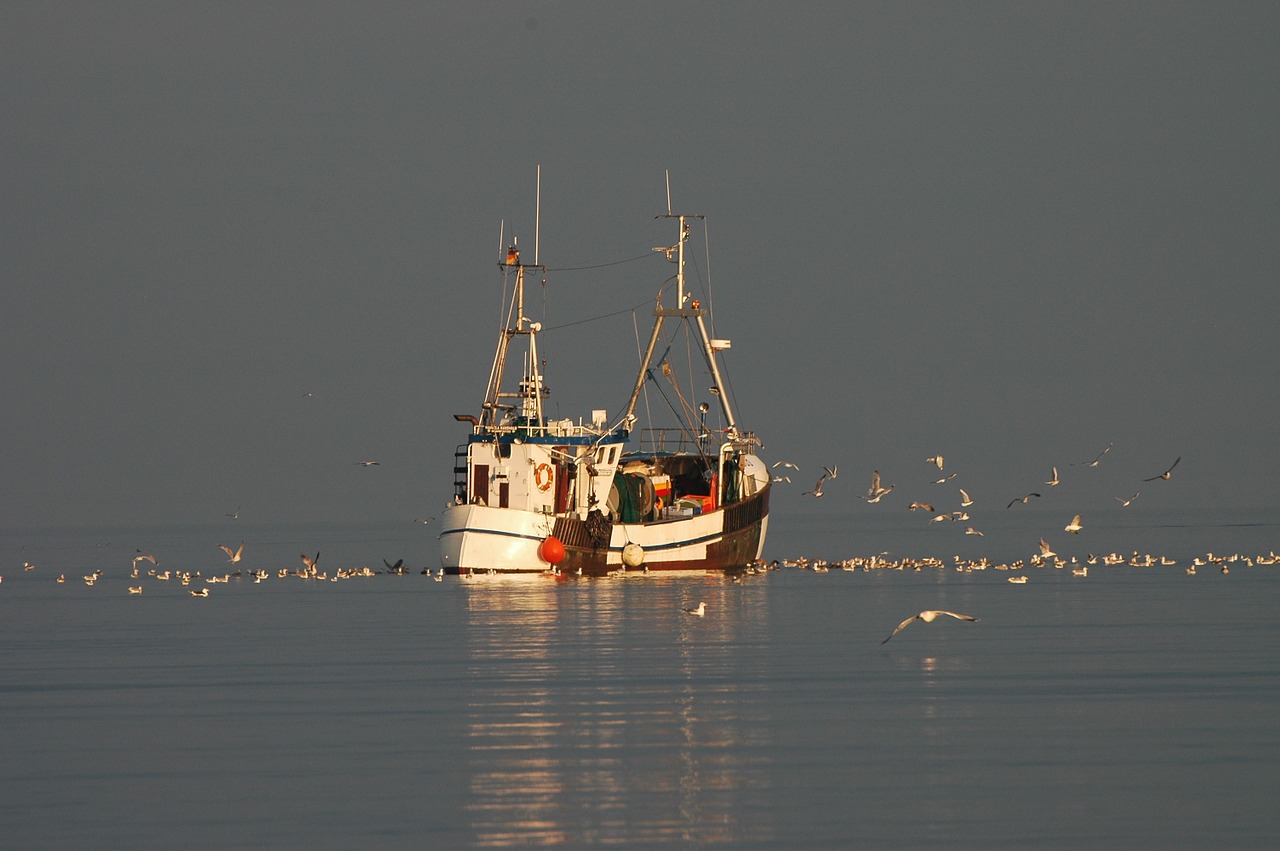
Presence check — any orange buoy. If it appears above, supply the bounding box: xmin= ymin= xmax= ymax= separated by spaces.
xmin=539 ymin=535 xmax=565 ymax=565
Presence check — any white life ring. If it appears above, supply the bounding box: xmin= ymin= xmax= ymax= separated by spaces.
xmin=534 ymin=462 xmax=554 ymax=492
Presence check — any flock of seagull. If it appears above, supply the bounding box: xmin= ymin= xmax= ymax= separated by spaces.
xmin=5 ymin=444 xmax=1269 ymax=648
xmin=773 ymin=443 xmax=1185 ymax=548
xmin=4 ymin=545 xmax=447 ymax=596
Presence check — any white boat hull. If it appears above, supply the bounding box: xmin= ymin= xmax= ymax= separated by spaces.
xmin=440 ymin=485 xmax=770 ymax=575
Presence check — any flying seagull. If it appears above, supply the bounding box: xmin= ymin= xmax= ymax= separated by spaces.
xmin=1072 ymin=443 xmax=1114 ymax=468
xmin=864 ymin=470 xmax=894 ymax=503
xmin=882 ymin=610 xmax=978 ymax=644
xmin=1143 ymin=457 xmax=1181 ymax=482
xmin=959 ymin=488 xmax=974 ymax=507
xmin=1046 ymin=467 xmax=1060 ymax=487
xmin=300 ymin=552 xmax=320 ymax=571
xmin=1007 ymin=492 xmax=1041 ymax=508
xmin=803 ymin=472 xmax=827 ymax=498
xmin=357 ymin=460 xmax=381 ymax=467
xmin=772 ymin=460 xmax=800 ymax=471
xmin=1039 ymin=538 xmax=1057 ymax=558
xmin=1115 ymin=492 xmax=1140 ymax=507
xmin=1064 ymin=514 xmax=1083 ymax=534
xmin=133 ymin=551 xmax=158 ymax=567
xmin=218 ymin=542 xmax=245 ymax=563
xmin=926 ymin=455 xmax=944 ymax=470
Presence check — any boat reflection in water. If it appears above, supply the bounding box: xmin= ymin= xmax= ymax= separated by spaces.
xmin=461 ymin=574 xmax=775 ymax=846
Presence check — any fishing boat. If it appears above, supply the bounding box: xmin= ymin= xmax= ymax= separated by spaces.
xmin=439 ymin=189 xmax=769 ymax=575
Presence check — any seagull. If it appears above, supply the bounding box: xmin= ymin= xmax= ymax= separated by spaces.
xmin=23 ymin=561 xmax=36 ymax=571
xmin=822 ymin=464 xmax=838 ymax=480
xmin=1065 ymin=514 xmax=1083 ymax=534
xmin=1143 ymin=457 xmax=1180 ymax=482
xmin=965 ymin=527 xmax=985 ymax=537
xmin=881 ymin=610 xmax=978 ymax=644
xmin=301 ymin=552 xmax=320 ymax=571
xmin=357 ymin=460 xmax=381 ymax=467
xmin=771 ymin=475 xmax=792 ymax=484
xmin=683 ymin=601 xmax=706 ymax=617
xmin=415 ymin=516 xmax=436 ymax=525
xmin=1007 ymin=493 xmax=1041 ymax=508
xmin=864 ymin=470 xmax=894 ymax=502
xmin=133 ymin=551 xmax=158 ymax=567
xmin=1072 ymin=443 xmax=1114 ymax=468
xmin=189 ymin=588 xmax=210 ymax=597
xmin=1039 ymin=538 xmax=1057 ymax=558
xmin=926 ymin=455 xmax=944 ymax=470
xmin=959 ymin=488 xmax=974 ymax=507
xmin=803 ymin=473 xmax=827 ymax=498
xmin=128 ymin=586 xmax=144 ymax=595
xmin=218 ymin=542 xmax=245 ymax=564
xmin=1115 ymin=492 xmax=1140 ymax=507
xmin=908 ymin=501 xmax=935 ymax=512
xmin=772 ymin=460 xmax=800 ymax=471
xmin=1046 ymin=467 xmax=1060 ymax=487
xmin=225 ymin=504 xmax=241 ymax=519
xmin=932 ymin=472 xmax=958 ymax=484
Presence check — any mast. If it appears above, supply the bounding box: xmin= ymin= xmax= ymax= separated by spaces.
xmin=479 ymin=168 xmax=549 ymax=430
xmin=625 ymin=212 xmax=738 ymax=434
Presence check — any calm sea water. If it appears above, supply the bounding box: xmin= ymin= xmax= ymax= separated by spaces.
xmin=2 ymin=509 xmax=1278 ymax=849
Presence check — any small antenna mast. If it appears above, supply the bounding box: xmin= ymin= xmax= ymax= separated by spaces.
xmin=498 ymin=219 xmax=504 ymax=262
xmin=665 ymin=169 xmax=672 ymax=215
xmin=534 ymin=164 xmax=541 ymax=267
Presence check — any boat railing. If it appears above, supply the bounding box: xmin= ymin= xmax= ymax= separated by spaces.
xmin=637 ymin=427 xmax=706 ymax=454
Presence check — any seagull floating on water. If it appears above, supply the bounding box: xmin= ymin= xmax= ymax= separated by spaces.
xmin=683 ymin=601 xmax=706 ymax=617
xmin=881 ymin=610 xmax=978 ymax=644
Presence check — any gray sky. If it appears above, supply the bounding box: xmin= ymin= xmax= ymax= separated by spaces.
xmin=3 ymin=1 xmax=1277 ymax=528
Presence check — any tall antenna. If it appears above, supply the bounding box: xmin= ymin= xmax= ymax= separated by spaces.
xmin=534 ymin=164 xmax=541 ymax=266
xmin=665 ymin=169 xmax=672 ymax=215
xmin=497 ymin=219 xmax=504 ymax=262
